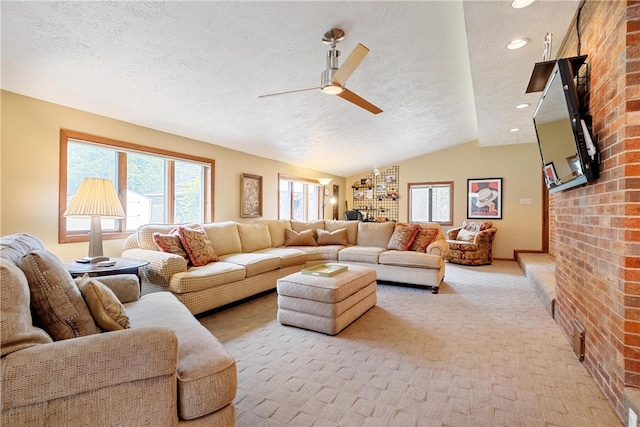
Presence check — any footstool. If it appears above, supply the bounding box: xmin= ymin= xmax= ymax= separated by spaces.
xmin=276 ymin=264 xmax=377 ymax=335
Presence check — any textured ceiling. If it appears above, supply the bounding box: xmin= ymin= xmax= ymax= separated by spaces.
xmin=1 ymin=1 xmax=578 ymax=177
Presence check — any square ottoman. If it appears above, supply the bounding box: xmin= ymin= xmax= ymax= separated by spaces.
xmin=276 ymin=264 xmax=377 ymax=335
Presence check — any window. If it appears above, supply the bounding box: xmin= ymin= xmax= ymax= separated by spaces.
xmin=59 ymin=129 xmax=214 ymax=243
xmin=408 ymin=181 xmax=453 ymax=225
xmin=278 ymin=174 xmax=322 ymax=221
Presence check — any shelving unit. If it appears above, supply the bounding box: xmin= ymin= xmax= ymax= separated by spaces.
xmin=351 ymin=165 xmax=399 ymax=222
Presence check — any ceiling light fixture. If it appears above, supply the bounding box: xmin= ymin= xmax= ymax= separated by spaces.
xmin=511 ymin=0 xmax=536 ymax=9
xmin=510 ymin=128 xmax=521 ymax=132
xmin=516 ymin=103 xmax=530 ymax=109
xmin=507 ymin=39 xmax=529 ymax=50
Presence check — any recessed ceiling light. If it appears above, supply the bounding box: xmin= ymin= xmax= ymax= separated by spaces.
xmin=510 ymin=128 xmax=521 ymax=132
xmin=507 ymin=39 xmax=529 ymax=50
xmin=512 ymin=0 xmax=536 ymax=9
xmin=516 ymin=103 xmax=530 ymax=109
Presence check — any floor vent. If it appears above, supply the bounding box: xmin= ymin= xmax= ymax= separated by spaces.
xmin=573 ymin=320 xmax=585 ymax=362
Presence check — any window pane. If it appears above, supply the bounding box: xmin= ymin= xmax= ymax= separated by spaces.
xmin=432 ymin=186 xmax=451 ymax=223
xmin=279 ymin=180 xmax=291 ymax=220
xmin=410 ymin=187 xmax=430 ymax=222
xmin=175 ymin=161 xmax=204 ymax=224
xmin=67 ymin=142 xmax=118 ymax=231
xmin=292 ymin=182 xmax=305 ymax=221
xmin=308 ymin=185 xmax=319 ymax=221
xmin=127 ymin=152 xmax=166 ymax=227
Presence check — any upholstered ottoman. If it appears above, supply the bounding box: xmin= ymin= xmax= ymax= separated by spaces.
xmin=276 ymin=264 xmax=377 ymax=335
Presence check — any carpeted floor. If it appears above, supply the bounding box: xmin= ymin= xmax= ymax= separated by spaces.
xmin=198 ymin=260 xmax=622 ymax=426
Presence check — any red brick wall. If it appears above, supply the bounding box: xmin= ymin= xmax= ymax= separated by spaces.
xmin=551 ymin=0 xmax=640 ymax=418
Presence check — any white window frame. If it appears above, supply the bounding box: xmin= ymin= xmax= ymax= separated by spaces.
xmin=407 ymin=181 xmax=453 ymax=226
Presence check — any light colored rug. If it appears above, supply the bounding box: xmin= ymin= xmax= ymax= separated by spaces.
xmin=198 ymin=261 xmax=621 ymax=426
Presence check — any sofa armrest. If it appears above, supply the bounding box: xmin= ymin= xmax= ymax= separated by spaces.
xmin=1 ymin=327 xmax=178 ymax=408
xmin=426 ymin=238 xmax=450 ymax=257
xmin=446 ymin=227 xmax=462 ymax=240
xmin=89 ymin=274 xmax=140 ymax=303
xmin=473 ymin=228 xmax=497 ymax=246
xmin=122 ymin=248 xmax=187 ymax=286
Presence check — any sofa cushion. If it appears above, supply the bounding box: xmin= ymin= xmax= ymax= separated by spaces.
xmin=290 ymin=220 xmax=325 ymax=239
xmin=338 ymin=246 xmax=387 ymax=264
xmin=317 ymin=228 xmax=348 ymax=246
xmin=410 ymin=226 xmax=440 ymax=252
xmin=253 ymin=247 xmax=307 ymax=268
xmin=77 ymin=275 xmax=130 ymax=331
xmin=169 ymin=262 xmax=247 ymax=294
xmin=379 ymin=250 xmax=443 ymax=269
xmin=153 ymin=230 xmax=188 ymax=260
xmin=177 ymin=226 xmax=219 ymax=267
xmin=237 ymin=222 xmax=272 ymax=253
xmin=325 ymin=220 xmax=358 ymax=245
xmin=19 ymin=250 xmax=101 ymax=340
xmin=125 ymin=292 xmax=237 ymax=420
xmin=284 ymin=229 xmax=317 ymax=247
xmin=387 ymin=223 xmax=420 ymax=251
xmin=456 ymin=228 xmax=476 ymax=242
xmin=357 ymin=222 xmax=395 ymax=247
xmin=218 ymin=253 xmax=281 ymax=277
xmin=258 ymin=220 xmax=291 ymax=248
xmin=0 ymin=263 xmax=52 ymax=356
xmin=202 ymin=222 xmax=242 ymax=256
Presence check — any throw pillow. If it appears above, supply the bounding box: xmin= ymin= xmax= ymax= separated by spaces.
xmin=19 ymin=250 xmax=101 ymax=340
xmin=462 ymin=221 xmax=492 ymax=233
xmin=176 ymin=226 xmax=219 ymax=267
xmin=284 ymin=229 xmax=317 ymax=247
xmin=387 ymin=223 xmax=420 ymax=251
xmin=1 ymin=263 xmax=53 ymax=356
xmin=316 ymin=228 xmax=348 ymax=246
xmin=153 ymin=230 xmax=188 ymax=260
xmin=456 ymin=228 xmax=477 ymax=242
xmin=77 ymin=275 xmax=130 ymax=331
xmin=410 ymin=227 xmax=440 ymax=252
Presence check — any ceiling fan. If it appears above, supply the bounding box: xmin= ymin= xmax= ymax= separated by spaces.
xmin=258 ymin=28 xmax=383 ymax=115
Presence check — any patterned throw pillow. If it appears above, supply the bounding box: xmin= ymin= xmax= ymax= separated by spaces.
xmin=153 ymin=230 xmax=188 ymax=260
xmin=456 ymin=228 xmax=477 ymax=242
xmin=284 ymin=229 xmax=317 ymax=246
xmin=176 ymin=226 xmax=219 ymax=267
xmin=316 ymin=228 xmax=349 ymax=246
xmin=410 ymin=227 xmax=440 ymax=252
xmin=77 ymin=275 xmax=130 ymax=331
xmin=387 ymin=223 xmax=420 ymax=251
xmin=462 ymin=221 xmax=492 ymax=233
xmin=19 ymin=250 xmax=101 ymax=340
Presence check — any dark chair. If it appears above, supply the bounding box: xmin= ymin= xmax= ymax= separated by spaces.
xmin=343 ymin=210 xmax=364 ymax=221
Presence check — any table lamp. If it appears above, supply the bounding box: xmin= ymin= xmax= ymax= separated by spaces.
xmin=64 ymin=178 xmax=125 ymax=262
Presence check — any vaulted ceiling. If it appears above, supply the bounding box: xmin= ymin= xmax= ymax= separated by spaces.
xmin=1 ymin=1 xmax=579 ymax=176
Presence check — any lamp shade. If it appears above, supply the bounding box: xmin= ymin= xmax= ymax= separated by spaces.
xmin=64 ymin=178 xmax=125 ymax=218
xmin=317 ymin=178 xmax=332 ymax=186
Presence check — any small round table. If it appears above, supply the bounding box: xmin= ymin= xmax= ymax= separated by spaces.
xmin=64 ymin=257 xmax=149 ymax=290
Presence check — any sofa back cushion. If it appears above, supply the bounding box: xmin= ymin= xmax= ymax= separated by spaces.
xmin=258 ymin=220 xmax=291 ymax=248
xmin=238 ymin=222 xmax=272 ymax=252
xmin=357 ymin=222 xmax=396 ymax=247
xmin=202 ymin=222 xmax=242 ymax=255
xmin=19 ymin=250 xmax=101 ymax=340
xmin=1 ymin=263 xmax=52 ymax=356
xmin=325 ymin=220 xmax=358 ymax=245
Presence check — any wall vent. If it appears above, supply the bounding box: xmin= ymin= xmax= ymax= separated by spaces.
xmin=573 ymin=320 xmax=585 ymax=362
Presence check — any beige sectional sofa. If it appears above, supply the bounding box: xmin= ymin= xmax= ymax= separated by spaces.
xmin=1 ymin=233 xmax=236 ymax=426
xmin=122 ymin=220 xmax=449 ymax=315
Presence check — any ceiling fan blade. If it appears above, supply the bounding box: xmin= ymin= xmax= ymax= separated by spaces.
xmin=258 ymin=87 xmax=320 ymax=98
xmin=332 ymin=43 xmax=369 ymax=86
xmin=337 ymin=88 xmax=383 ymax=114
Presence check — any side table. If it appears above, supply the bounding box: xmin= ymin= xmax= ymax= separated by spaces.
xmin=64 ymin=257 xmax=149 ymax=290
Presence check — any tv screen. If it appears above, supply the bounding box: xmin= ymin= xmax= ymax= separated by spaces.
xmin=533 ymin=57 xmax=599 ymax=193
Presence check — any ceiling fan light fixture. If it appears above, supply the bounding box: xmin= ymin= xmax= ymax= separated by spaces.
xmin=322 ymin=84 xmax=344 ymax=95
xmin=511 ymin=0 xmax=536 ymax=9
xmin=507 ymin=38 xmax=529 ymax=50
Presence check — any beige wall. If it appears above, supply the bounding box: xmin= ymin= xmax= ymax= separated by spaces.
xmin=1 ymin=91 xmax=344 ymax=260
xmin=347 ymin=140 xmax=544 ymax=259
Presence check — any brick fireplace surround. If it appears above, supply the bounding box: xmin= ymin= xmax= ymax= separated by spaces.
xmin=548 ymin=0 xmax=639 ymax=420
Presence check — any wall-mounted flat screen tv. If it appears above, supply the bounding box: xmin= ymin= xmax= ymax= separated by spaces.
xmin=532 ymin=57 xmax=599 ymax=193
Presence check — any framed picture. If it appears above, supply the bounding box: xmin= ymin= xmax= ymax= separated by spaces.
xmin=385 ymin=174 xmax=396 ymax=184
xmin=467 ymin=178 xmax=502 ymax=219
xmin=544 ymin=162 xmax=560 ymax=187
xmin=241 ymin=173 xmax=262 ymax=218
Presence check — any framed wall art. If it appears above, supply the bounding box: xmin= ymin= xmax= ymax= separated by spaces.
xmin=467 ymin=178 xmax=502 ymax=219
xmin=241 ymin=173 xmax=263 ymax=218
xmin=544 ymin=162 xmax=560 ymax=187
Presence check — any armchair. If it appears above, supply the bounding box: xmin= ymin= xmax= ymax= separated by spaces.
xmin=446 ymin=221 xmax=497 ymax=266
